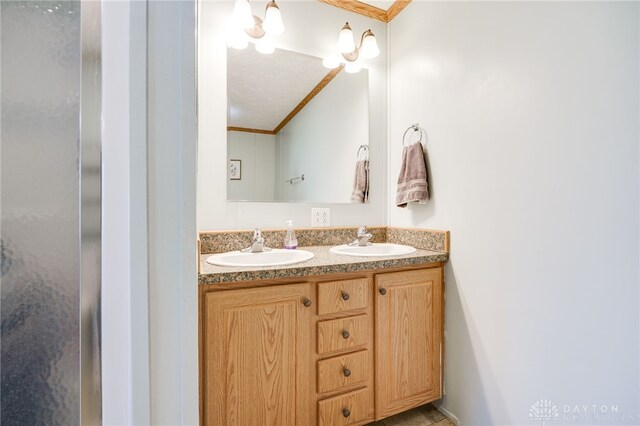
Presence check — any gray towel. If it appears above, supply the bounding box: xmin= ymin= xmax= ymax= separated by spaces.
xmin=350 ymin=160 xmax=369 ymax=203
xmin=396 ymin=143 xmax=429 ymax=207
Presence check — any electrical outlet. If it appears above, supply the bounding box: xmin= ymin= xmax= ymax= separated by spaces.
xmin=311 ymin=208 xmax=331 ymax=228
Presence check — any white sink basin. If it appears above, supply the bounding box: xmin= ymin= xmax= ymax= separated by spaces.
xmin=330 ymin=243 xmax=417 ymax=257
xmin=206 ymin=249 xmax=315 ymax=267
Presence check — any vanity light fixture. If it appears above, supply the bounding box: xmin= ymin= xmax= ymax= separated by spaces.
xmin=323 ymin=22 xmax=380 ymax=73
xmin=228 ymin=0 xmax=284 ymax=54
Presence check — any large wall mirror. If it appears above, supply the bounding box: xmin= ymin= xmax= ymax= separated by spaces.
xmin=227 ymin=47 xmax=369 ymax=203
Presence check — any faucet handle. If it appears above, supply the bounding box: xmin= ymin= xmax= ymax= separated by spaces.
xmin=357 ymin=225 xmax=368 ymax=236
xmin=253 ymin=227 xmax=268 ymax=248
xmin=253 ymin=227 xmax=263 ymax=239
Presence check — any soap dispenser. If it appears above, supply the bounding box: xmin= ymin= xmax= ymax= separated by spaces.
xmin=284 ymin=220 xmax=298 ymax=249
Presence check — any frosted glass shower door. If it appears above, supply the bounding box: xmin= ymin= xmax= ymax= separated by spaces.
xmin=1 ymin=1 xmax=102 ymax=424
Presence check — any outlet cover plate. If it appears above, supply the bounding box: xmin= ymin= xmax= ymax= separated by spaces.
xmin=311 ymin=208 xmax=331 ymax=228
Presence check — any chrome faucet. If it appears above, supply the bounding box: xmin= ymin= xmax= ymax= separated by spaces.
xmin=349 ymin=225 xmax=373 ymax=247
xmin=242 ymin=228 xmax=271 ymax=253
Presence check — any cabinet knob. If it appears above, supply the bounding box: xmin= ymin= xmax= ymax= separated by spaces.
xmin=342 ymin=330 xmax=350 ymax=339
xmin=303 ymin=298 xmax=312 ymax=307
xmin=343 ymin=368 xmax=351 ymax=377
xmin=379 ymin=287 xmax=387 ymax=295
xmin=342 ymin=408 xmax=351 ymax=418
xmin=341 ymin=292 xmax=350 ymax=301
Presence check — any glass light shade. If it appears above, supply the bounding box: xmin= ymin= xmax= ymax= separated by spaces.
xmin=255 ymin=37 xmax=275 ymax=54
xmin=322 ymin=56 xmax=341 ymax=69
xmin=262 ymin=1 xmax=284 ymax=35
xmin=344 ymin=62 xmax=361 ymax=73
xmin=337 ymin=22 xmax=356 ymax=54
xmin=228 ymin=27 xmax=249 ymax=49
xmin=233 ymin=0 xmax=255 ymax=30
xmin=359 ymin=30 xmax=380 ymax=59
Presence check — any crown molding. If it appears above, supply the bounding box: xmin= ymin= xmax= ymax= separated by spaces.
xmin=318 ymin=0 xmax=412 ymax=23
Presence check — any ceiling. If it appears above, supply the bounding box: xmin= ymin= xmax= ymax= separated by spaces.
xmin=227 ymin=48 xmax=329 ymax=131
xmin=359 ymin=1 xmax=395 ymax=10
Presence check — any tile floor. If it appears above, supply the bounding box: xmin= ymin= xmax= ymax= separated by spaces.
xmin=366 ymin=403 xmax=456 ymax=426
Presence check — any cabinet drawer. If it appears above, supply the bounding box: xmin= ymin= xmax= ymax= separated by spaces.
xmin=317 ymin=278 xmax=369 ymax=315
xmin=317 ymin=350 xmax=369 ymax=394
xmin=318 ymin=387 xmax=371 ymax=426
xmin=317 ymin=314 xmax=369 ymax=355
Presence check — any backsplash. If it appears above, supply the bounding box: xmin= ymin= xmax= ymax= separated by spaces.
xmin=199 ymin=226 xmax=448 ymax=254
xmin=386 ymin=227 xmax=449 ymax=253
xmin=199 ymin=226 xmax=386 ymax=254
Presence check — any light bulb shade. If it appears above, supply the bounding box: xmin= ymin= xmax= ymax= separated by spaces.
xmin=359 ymin=30 xmax=380 ymax=59
xmin=233 ymin=0 xmax=255 ymax=30
xmin=337 ymin=22 xmax=356 ymax=54
xmin=255 ymin=37 xmax=275 ymax=54
xmin=262 ymin=1 xmax=284 ymax=35
xmin=344 ymin=62 xmax=361 ymax=73
xmin=228 ymin=26 xmax=249 ymax=49
xmin=322 ymin=56 xmax=341 ymax=69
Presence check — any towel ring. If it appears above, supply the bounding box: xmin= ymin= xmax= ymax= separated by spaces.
xmin=402 ymin=123 xmax=426 ymax=147
xmin=357 ymin=145 xmax=369 ymax=161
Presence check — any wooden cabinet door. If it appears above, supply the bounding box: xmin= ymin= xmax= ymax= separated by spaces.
xmin=202 ymin=284 xmax=313 ymax=426
xmin=374 ymin=268 xmax=443 ymax=419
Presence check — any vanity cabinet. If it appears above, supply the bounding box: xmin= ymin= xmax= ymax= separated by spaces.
xmin=201 ymin=283 xmax=313 ymax=426
xmin=199 ymin=266 xmax=444 ymax=426
xmin=374 ymin=268 xmax=444 ymax=419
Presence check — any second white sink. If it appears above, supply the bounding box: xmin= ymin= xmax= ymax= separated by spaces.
xmin=206 ymin=249 xmax=315 ymax=267
xmin=330 ymin=243 xmax=417 ymax=257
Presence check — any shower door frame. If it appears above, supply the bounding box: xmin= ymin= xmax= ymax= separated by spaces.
xmin=80 ymin=0 xmax=103 ymax=424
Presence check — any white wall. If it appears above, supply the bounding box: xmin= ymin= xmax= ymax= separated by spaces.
xmin=227 ymin=131 xmax=276 ymax=201
xmin=147 ymin=0 xmax=198 ymax=424
xmin=198 ymin=0 xmax=387 ymax=230
xmin=102 ymin=1 xmax=150 ymax=424
xmin=388 ymin=2 xmax=639 ymax=425
xmin=103 ymin=1 xmax=197 ymax=424
xmin=102 ymin=2 xmax=132 ymax=423
xmin=276 ymin=70 xmax=369 ymax=202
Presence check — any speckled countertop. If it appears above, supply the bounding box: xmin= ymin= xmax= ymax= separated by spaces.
xmin=199 ymin=245 xmax=448 ymax=285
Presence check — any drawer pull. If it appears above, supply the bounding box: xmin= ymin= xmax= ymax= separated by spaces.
xmin=379 ymin=287 xmax=387 ymax=295
xmin=343 ymin=368 xmax=351 ymax=377
xmin=342 ymin=330 xmax=350 ymax=339
xmin=303 ymin=298 xmax=312 ymax=307
xmin=342 ymin=408 xmax=351 ymax=418
xmin=341 ymin=292 xmax=350 ymax=301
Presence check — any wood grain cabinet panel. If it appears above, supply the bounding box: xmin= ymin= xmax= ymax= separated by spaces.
xmin=374 ymin=268 xmax=444 ymax=419
xmin=317 ymin=314 xmax=370 ymax=355
xmin=200 ymin=265 xmax=445 ymax=425
xmin=317 ymin=278 xmax=369 ymax=315
xmin=317 ymin=350 xmax=369 ymax=394
xmin=203 ymin=284 xmax=313 ymax=426
xmin=317 ymin=387 xmax=372 ymax=426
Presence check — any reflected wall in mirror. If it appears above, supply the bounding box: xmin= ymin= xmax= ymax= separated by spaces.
xmin=227 ymin=47 xmax=369 ymax=203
